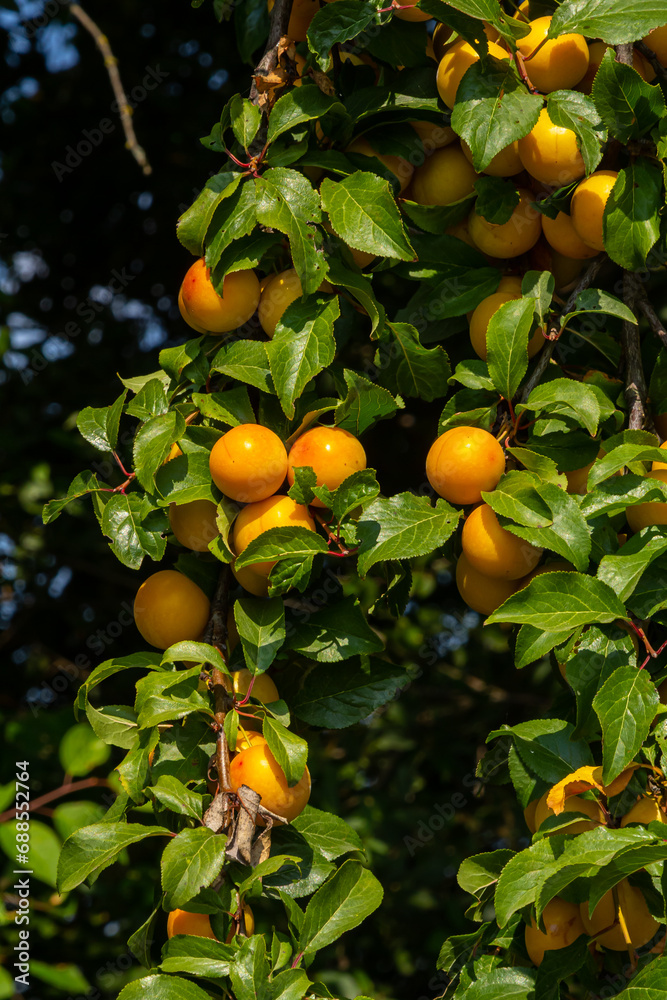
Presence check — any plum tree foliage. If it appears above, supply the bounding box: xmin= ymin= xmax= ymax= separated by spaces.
xmin=40 ymin=0 xmax=667 ymax=996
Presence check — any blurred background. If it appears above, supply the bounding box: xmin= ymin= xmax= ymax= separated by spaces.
xmin=0 ymin=2 xmax=555 ymax=997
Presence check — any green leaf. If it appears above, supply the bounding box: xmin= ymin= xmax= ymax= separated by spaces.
xmin=285 ymin=596 xmax=384 ymax=662
xmin=256 ymin=168 xmax=326 ymax=294
xmin=299 ymin=860 xmax=383 ymax=958
xmin=357 ymin=493 xmax=461 ymax=577
xmin=118 ymin=974 xmax=213 ymax=1000
xmin=486 ymin=297 xmax=536 ymax=402
xmin=268 ymin=88 xmax=346 ymax=144
xmin=306 ymin=1 xmax=377 ymax=69
xmin=293 ymin=657 xmax=406 ymax=728
xmin=101 ymin=493 xmax=168 ymax=571
xmin=546 ymin=90 xmax=606 ymax=174
xmin=77 ymin=390 xmax=127 ymax=452
xmin=549 ymin=0 xmax=667 ymax=45
xmin=321 ymin=173 xmax=415 ymax=262
xmin=375 ymin=323 xmax=451 ymax=401
xmin=458 ymin=850 xmax=515 ymax=898
xmin=0 ymin=820 xmax=61 ymax=887
xmin=592 ymin=48 xmax=666 ymax=142
xmin=52 ymin=801 xmax=106 ymax=841
xmin=229 ymin=935 xmax=271 ymax=1000
xmin=464 ymin=968 xmax=537 ymax=1000
xmin=57 ymin=823 xmax=169 ymax=892
xmin=603 ymin=159 xmax=662 ymax=270
xmin=494 ymin=836 xmax=563 ymax=926
xmin=487 ymin=572 xmax=627 ymax=629
xmin=331 ymin=469 xmax=380 ymax=523
xmin=235 ymin=596 xmax=286 ymax=673
xmin=59 ymin=722 xmax=111 ymax=776
xmin=597 ymin=526 xmax=667 ymax=601
xmin=230 ymin=94 xmax=262 ymax=150
xmin=134 ymin=665 xmax=213 ymax=728
xmin=159 ymin=936 xmax=234 ymax=978
xmin=191 ymin=385 xmax=255 ymax=427
xmin=473 ymin=176 xmax=520 ymax=226
xmin=490 ymin=718 xmax=594 ymax=784
xmin=263 ymin=716 xmax=308 ymax=786
xmin=514 ymin=626 xmax=573 ymax=670
xmin=211 ymin=339 xmax=275 ymax=394
xmin=291 ymin=806 xmax=363 ymax=861
xmin=75 ymin=651 xmax=164 ymax=715
xmin=614 ymin=957 xmax=667 ymax=996
xmin=148 ymin=775 xmax=204 ymax=821
xmin=126 ymin=379 xmax=168 ymax=420
xmin=161 ymin=827 xmax=228 ymax=909
xmin=325 ymin=258 xmax=385 ymax=335
xmin=519 ymin=378 xmax=601 ymax=436
xmin=560 ymin=287 xmax=637 ymax=332
xmin=400 ymin=197 xmax=475 ymax=236
xmin=235 ymin=527 xmax=328 ymax=570
xmin=451 ymin=58 xmax=542 ymax=174
xmin=335 ymin=369 xmax=403 ymax=435
xmin=177 ymin=172 xmax=242 ymax=256
xmin=133 ymin=411 xmax=186 ymax=491
xmin=593 ymin=665 xmax=659 ymax=784
xmin=265 ymin=296 xmax=339 ymax=418
xmin=42 ymin=470 xmax=106 ymax=524
xmin=85 ymin=702 xmax=139 ymax=750
xmin=205 ymin=181 xmax=258 ymax=276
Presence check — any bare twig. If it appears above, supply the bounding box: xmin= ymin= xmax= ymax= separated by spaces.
xmin=629 ymin=274 xmax=667 ymax=350
xmin=205 ymin=565 xmax=231 ymax=654
xmin=634 ymin=40 xmax=667 ymax=83
xmin=69 ymin=4 xmax=152 ymax=175
xmin=0 ymin=777 xmax=110 ymax=824
xmin=249 ymin=0 xmax=295 ymax=108
xmin=514 ymin=51 xmax=540 ymax=95
xmin=621 ymin=272 xmax=647 ymax=430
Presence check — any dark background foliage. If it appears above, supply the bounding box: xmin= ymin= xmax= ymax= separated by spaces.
xmin=0 ymin=3 xmax=552 ymax=997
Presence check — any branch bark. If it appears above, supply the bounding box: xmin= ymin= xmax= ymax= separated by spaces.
xmin=621 ymin=271 xmax=647 ymax=430
xmin=69 ymin=5 xmax=152 ymax=175
xmin=628 ymin=273 xmax=667 ymax=350
xmin=634 ymin=40 xmax=667 ymax=83
xmin=249 ymin=0 xmax=295 ymax=108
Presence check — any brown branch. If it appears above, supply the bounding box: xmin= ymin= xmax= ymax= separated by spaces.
xmin=615 ymin=43 xmax=634 ymax=66
xmin=249 ymin=0 xmax=295 ymax=108
xmin=69 ymin=5 xmax=152 ymax=175
xmin=629 ymin=274 xmax=667 ymax=350
xmin=204 ymin=565 xmax=231 ymax=654
xmin=621 ymin=271 xmax=647 ymax=430
xmin=514 ymin=51 xmax=540 ymax=95
xmin=634 ymin=40 xmax=667 ymax=83
xmin=0 ymin=777 xmax=110 ymax=824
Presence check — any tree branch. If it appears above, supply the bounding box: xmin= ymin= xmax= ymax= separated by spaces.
xmin=628 ymin=273 xmax=667 ymax=350
xmin=615 ymin=42 xmax=633 ymax=66
xmin=621 ymin=271 xmax=647 ymax=430
xmin=634 ymin=40 xmax=667 ymax=83
xmin=249 ymin=0 xmax=295 ymax=108
xmin=0 ymin=777 xmax=110 ymax=824
xmin=69 ymin=4 xmax=152 ymax=175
